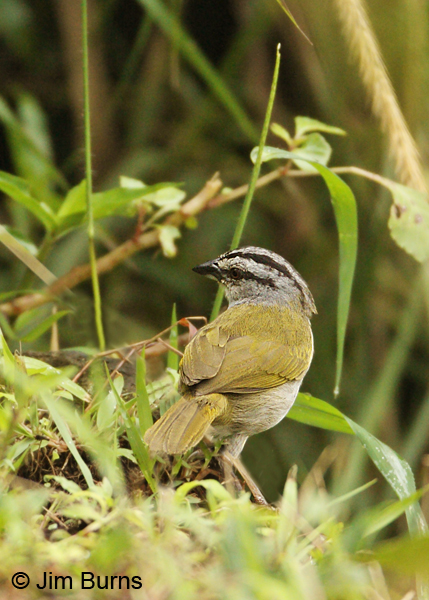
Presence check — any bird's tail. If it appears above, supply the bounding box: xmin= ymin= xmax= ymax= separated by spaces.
xmin=144 ymin=393 xmax=228 ymax=456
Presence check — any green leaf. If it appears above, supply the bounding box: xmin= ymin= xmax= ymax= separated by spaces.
xmin=142 ymin=185 xmax=186 ymax=209
xmin=22 ymin=356 xmax=87 ymax=401
xmin=289 ymin=393 xmax=354 ymax=434
xmin=46 ymin=475 xmax=82 ymax=494
xmin=252 ymin=147 xmax=358 ymax=396
xmin=360 ymin=534 xmax=429 ymax=577
xmin=9 ymin=93 xmax=62 ymax=208
xmin=56 ymin=180 xmax=184 ymax=233
xmin=7 ymin=438 xmax=32 ymax=465
xmin=136 ymin=351 xmax=153 ymax=436
xmin=386 ymin=182 xmax=429 ymax=262
xmin=15 ymin=309 xmax=70 ymax=342
xmin=294 ymin=116 xmax=346 ymax=138
xmin=56 ymin=179 xmax=86 ymax=219
xmin=0 ymin=311 xmax=17 ymax=340
xmin=293 ymin=133 xmax=332 ymax=172
xmin=119 ymin=176 xmax=146 ymax=189
xmin=167 ymin=304 xmax=179 ymax=372
xmin=328 ymin=479 xmax=377 ymax=508
xmin=17 ymin=92 xmax=53 ymax=160
xmin=0 ymin=170 xmax=57 ymax=230
xmin=270 ymin=123 xmax=293 ymax=146
xmin=42 ymin=393 xmax=94 ymax=490
xmin=92 ymin=187 xmax=169 ymax=220
xmin=158 ymin=225 xmax=181 ymax=257
xmin=174 ymin=479 xmax=232 ymax=504
xmin=0 ymin=329 xmax=17 ymax=370
xmin=96 ymin=375 xmax=123 ymax=431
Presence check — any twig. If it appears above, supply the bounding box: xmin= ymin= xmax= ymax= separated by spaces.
xmin=0 ymin=163 xmax=407 ymax=319
xmin=156 ymin=337 xmax=184 ymax=357
xmin=72 ymin=319 xmax=199 ymax=384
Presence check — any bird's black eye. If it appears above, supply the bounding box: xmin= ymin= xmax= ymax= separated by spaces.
xmin=230 ymin=268 xmax=243 ymax=280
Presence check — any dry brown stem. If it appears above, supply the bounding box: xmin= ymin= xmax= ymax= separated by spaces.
xmin=0 ymin=162 xmax=410 ymax=319
xmin=332 ymin=0 xmax=427 ymax=193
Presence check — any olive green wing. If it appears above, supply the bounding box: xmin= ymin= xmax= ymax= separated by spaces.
xmin=180 ymin=322 xmax=229 ymax=387
xmin=194 ymin=334 xmax=312 ymax=395
xmin=180 ymin=308 xmax=312 ymax=395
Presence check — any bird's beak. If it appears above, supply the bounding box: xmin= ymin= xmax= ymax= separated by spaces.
xmin=192 ymin=259 xmax=221 ymax=281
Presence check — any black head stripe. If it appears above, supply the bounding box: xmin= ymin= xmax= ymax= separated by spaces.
xmin=222 ymin=247 xmax=316 ymax=315
xmin=220 ymin=267 xmax=276 ymax=288
xmin=226 ymin=249 xmax=294 ymax=279
xmin=225 ymin=249 xmax=307 ymax=297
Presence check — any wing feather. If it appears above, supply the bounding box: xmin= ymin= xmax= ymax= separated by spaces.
xmin=180 ymin=304 xmax=313 ymax=395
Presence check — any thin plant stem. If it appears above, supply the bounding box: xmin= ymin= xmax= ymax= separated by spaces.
xmin=81 ymin=0 xmax=105 ymax=350
xmin=210 ymin=45 xmax=282 ymax=321
xmin=136 ymin=0 xmax=257 ymax=141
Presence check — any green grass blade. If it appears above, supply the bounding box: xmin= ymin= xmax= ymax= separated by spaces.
xmin=167 ymin=303 xmax=179 ymax=372
xmin=336 ymin=276 xmax=422 ymax=496
xmin=136 ymin=350 xmax=153 ymax=435
xmin=251 ymin=147 xmax=358 ymax=396
xmin=111 ymin=15 xmax=153 ymax=111
xmin=273 ymin=0 xmax=312 ymax=45
xmin=0 ymin=97 xmax=67 ymax=191
xmin=0 ymin=224 xmax=56 ymax=286
xmin=107 ymin=368 xmax=157 ymax=493
xmin=345 ymin=417 xmax=428 ymax=537
xmin=402 ymin=388 xmax=429 ymax=469
xmin=42 ymin=393 xmax=94 ymax=490
xmin=15 ymin=310 xmax=70 ymax=342
xmin=210 ymin=45 xmax=282 ymax=321
xmin=288 ymin=392 xmax=427 ymax=536
xmin=43 ymin=394 xmax=124 ymax=495
xmin=360 ymin=486 xmax=429 ymax=539
xmin=136 ymin=0 xmax=257 ymax=142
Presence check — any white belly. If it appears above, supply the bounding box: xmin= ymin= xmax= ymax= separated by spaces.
xmin=213 ymin=378 xmax=303 ymax=438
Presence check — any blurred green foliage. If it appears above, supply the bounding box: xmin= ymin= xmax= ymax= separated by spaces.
xmin=0 ymin=336 xmax=428 ymax=598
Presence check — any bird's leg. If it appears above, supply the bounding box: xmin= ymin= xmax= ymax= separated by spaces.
xmin=219 ymin=452 xmax=241 ymax=497
xmin=220 ymin=451 xmax=270 ymax=507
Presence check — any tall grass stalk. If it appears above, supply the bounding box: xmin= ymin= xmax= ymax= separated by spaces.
xmin=332 ymin=0 xmax=426 ymax=192
xmin=210 ymin=45 xmax=282 ymax=321
xmin=81 ymin=0 xmax=105 ymax=350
